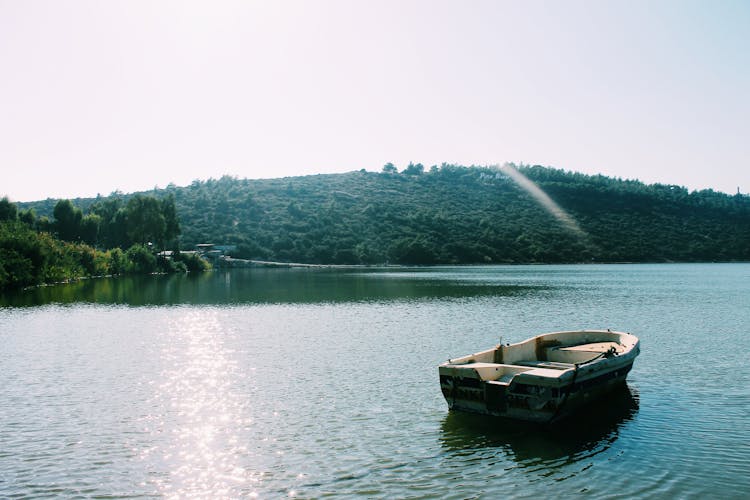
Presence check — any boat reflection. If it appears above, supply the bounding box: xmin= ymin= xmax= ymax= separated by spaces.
xmin=440 ymin=384 xmax=639 ymax=464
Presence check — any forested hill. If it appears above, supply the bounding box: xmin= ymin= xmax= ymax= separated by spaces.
xmin=21 ymin=165 xmax=750 ymax=264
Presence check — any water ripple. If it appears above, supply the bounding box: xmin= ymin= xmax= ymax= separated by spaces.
xmin=2 ymin=264 xmax=750 ymax=498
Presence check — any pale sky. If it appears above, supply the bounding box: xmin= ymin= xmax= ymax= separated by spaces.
xmin=1 ymin=0 xmax=748 ymax=202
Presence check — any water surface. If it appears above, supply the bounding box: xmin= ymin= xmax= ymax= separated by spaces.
xmin=1 ymin=264 xmax=748 ymax=498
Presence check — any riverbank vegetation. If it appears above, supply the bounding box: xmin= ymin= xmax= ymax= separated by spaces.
xmin=0 ymin=195 xmax=208 ymax=290
xmin=6 ymin=163 xmax=750 ymax=289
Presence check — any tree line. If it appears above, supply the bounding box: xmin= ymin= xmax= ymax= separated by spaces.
xmin=14 ymin=194 xmax=180 ymax=249
xmin=147 ymin=163 xmax=748 ymax=265
xmin=8 ymin=163 xmax=750 ymax=288
xmin=0 ymin=194 xmax=208 ymax=290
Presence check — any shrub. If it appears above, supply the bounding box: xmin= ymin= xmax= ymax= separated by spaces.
xmin=106 ymin=248 xmax=128 ymax=275
xmin=125 ymin=244 xmax=157 ymax=274
xmin=173 ymin=251 xmax=211 ymax=272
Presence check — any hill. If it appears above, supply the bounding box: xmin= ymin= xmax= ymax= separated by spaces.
xmin=19 ymin=164 xmax=750 ymax=264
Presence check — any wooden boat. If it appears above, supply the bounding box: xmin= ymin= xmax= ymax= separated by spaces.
xmin=438 ymin=330 xmax=640 ymax=423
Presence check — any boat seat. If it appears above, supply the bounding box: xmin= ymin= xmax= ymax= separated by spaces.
xmin=514 ymin=360 xmax=575 ymax=370
xmin=556 ymin=341 xmax=624 ymax=354
xmin=441 ymin=362 xmax=533 ymax=382
xmin=546 ymin=341 xmax=623 ymax=364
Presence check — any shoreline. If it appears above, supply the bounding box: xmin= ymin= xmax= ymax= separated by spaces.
xmin=6 ymin=259 xmax=749 ymax=294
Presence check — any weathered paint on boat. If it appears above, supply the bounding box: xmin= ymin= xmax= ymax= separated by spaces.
xmin=438 ymin=330 xmax=640 ymax=423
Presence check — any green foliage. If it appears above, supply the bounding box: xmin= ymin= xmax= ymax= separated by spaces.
xmin=389 ymin=237 xmax=436 ymax=264
xmin=18 ymin=208 xmax=36 ymax=227
xmin=161 ymin=194 xmax=181 ymax=245
xmin=36 ymin=216 xmax=52 ymax=233
xmin=0 ymin=222 xmax=43 ymax=287
xmin=46 ymin=193 xmax=180 ymax=250
xmin=89 ymin=197 xmax=128 ymax=248
xmin=105 ymin=248 xmax=128 ymax=275
xmin=382 ymin=162 xmax=397 ymax=174
xmin=126 ymin=195 xmax=166 ymax=247
xmin=53 ymin=199 xmax=83 ymax=241
xmin=157 ymin=166 xmax=749 ymax=264
xmin=80 ymin=214 xmax=101 ymax=246
xmin=125 ymin=244 xmax=157 ymax=274
xmin=0 ymin=197 xmax=18 ymax=221
xmin=14 ymin=165 xmax=750 ymax=271
xmin=0 ymin=220 xmax=90 ymax=288
xmin=402 ymin=162 xmax=424 ymax=176
xmin=173 ymin=251 xmax=211 ymax=272
xmin=0 ymin=198 xmax=194 ymax=290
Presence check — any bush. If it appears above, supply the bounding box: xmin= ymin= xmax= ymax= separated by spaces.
xmin=0 ymin=247 xmax=35 ymax=288
xmin=125 ymin=244 xmax=157 ymax=274
xmin=173 ymin=251 xmax=211 ymax=272
xmin=0 ymin=214 xmax=193 ymax=291
xmin=0 ymin=221 xmax=49 ymax=288
xmin=106 ymin=248 xmax=128 ymax=275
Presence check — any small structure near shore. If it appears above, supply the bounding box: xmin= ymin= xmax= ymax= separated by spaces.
xmin=195 ymin=243 xmax=223 ymax=264
xmin=188 ymin=244 xmax=369 ymax=269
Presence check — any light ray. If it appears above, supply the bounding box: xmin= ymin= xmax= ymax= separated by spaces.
xmin=497 ymin=163 xmax=588 ymax=239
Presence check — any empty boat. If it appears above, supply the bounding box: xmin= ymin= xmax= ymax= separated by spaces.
xmin=438 ymin=330 xmax=640 ymax=423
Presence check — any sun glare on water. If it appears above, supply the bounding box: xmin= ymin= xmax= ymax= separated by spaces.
xmin=138 ymin=310 xmax=258 ymax=498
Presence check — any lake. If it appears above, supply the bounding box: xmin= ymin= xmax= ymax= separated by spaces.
xmin=1 ymin=264 xmax=749 ymax=498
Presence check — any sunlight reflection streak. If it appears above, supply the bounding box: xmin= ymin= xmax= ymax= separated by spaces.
xmin=498 ymin=163 xmax=588 ymax=238
xmin=139 ymin=310 xmax=257 ymax=498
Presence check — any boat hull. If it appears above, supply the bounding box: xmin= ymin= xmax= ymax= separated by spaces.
xmin=439 ymin=330 xmax=639 ymax=424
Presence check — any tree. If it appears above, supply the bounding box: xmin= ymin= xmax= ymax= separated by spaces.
xmin=90 ymin=197 xmax=124 ymax=248
xmin=0 ymin=197 xmax=18 ymax=221
xmin=14 ymin=164 xmax=750 ymax=267
xmin=18 ymin=208 xmax=36 ymax=227
xmin=53 ymin=199 xmax=83 ymax=241
xmin=402 ymin=162 xmax=424 ymax=176
xmin=126 ymin=195 xmax=166 ymax=248
xmin=103 ymin=208 xmax=130 ymax=249
xmin=161 ymin=194 xmax=181 ymax=246
xmin=117 ymin=194 xmax=181 ymax=250
xmin=389 ymin=237 xmax=436 ymax=264
xmin=36 ymin=216 xmax=52 ymax=233
xmin=80 ymin=214 xmax=102 ymax=246
xmin=0 ymin=221 xmax=51 ymax=288
xmin=382 ymin=162 xmax=398 ymax=174
xmin=106 ymin=248 xmax=128 ymax=275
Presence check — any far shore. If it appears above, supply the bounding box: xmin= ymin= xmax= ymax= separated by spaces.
xmin=9 ymin=259 xmax=749 ymax=294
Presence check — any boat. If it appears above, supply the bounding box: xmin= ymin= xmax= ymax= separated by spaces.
xmin=438 ymin=329 xmax=640 ymax=423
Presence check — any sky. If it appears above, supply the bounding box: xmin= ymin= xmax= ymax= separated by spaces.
xmin=1 ymin=0 xmax=748 ymax=202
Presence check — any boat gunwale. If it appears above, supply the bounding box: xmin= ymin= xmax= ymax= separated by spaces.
xmin=440 ymin=329 xmax=639 ymax=369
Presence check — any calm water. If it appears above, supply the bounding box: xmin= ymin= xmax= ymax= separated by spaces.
xmin=1 ymin=264 xmax=749 ymax=498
